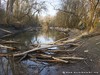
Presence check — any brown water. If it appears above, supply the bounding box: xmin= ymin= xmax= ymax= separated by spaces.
xmin=0 ymin=28 xmax=100 ymax=75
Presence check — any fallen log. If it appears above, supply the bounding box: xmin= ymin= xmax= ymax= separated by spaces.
xmin=0 ymin=44 xmax=17 ymax=50
xmin=32 ymin=54 xmax=85 ymax=60
xmin=31 ymin=54 xmax=68 ymax=63
xmin=36 ymin=59 xmax=68 ymax=63
xmin=63 ymin=32 xmax=100 ymax=44
xmin=0 ymin=41 xmax=20 ymax=44
xmin=56 ymin=57 xmax=85 ymax=60
xmin=30 ymin=54 xmax=85 ymax=63
xmin=81 ymin=32 xmax=100 ymax=38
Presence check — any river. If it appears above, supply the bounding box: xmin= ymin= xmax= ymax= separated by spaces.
xmin=0 ymin=28 xmax=100 ymax=75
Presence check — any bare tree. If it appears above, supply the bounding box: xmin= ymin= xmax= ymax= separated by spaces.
xmin=54 ymin=0 xmax=100 ymax=33
xmin=4 ymin=0 xmax=47 ymax=26
xmin=6 ymin=0 xmax=15 ymax=24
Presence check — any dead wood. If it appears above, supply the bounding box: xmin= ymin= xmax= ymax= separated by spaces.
xmin=30 ymin=54 xmax=85 ymax=63
xmin=34 ymin=54 xmax=85 ymax=60
xmin=0 ymin=44 xmax=17 ymax=50
xmin=29 ymin=54 xmax=68 ymax=63
xmin=13 ymin=43 xmax=79 ymax=57
xmin=0 ymin=53 xmax=13 ymax=57
xmin=56 ymin=57 xmax=85 ymax=60
xmin=11 ymin=33 xmax=87 ymax=57
xmin=1 ymin=34 xmax=12 ymax=38
xmin=33 ymin=54 xmax=69 ymax=63
xmin=37 ymin=59 xmax=68 ymax=63
xmin=0 ymin=41 xmax=20 ymax=44
xmin=0 ymin=28 xmax=13 ymax=34
xmin=63 ymin=32 xmax=100 ymax=44
xmin=1 ymin=32 xmax=99 ymax=58
xmin=18 ymin=54 xmax=28 ymax=62
xmin=51 ymin=37 xmax=68 ymax=44
xmin=81 ymin=32 xmax=100 ymax=38
xmin=43 ymin=50 xmax=75 ymax=53
xmin=13 ymin=44 xmax=66 ymax=57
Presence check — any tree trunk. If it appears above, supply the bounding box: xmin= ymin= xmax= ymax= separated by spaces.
xmin=6 ymin=0 xmax=15 ymax=24
xmin=0 ymin=0 xmax=1 ymax=9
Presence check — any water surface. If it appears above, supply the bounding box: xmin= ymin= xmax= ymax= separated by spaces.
xmin=0 ymin=28 xmax=100 ymax=75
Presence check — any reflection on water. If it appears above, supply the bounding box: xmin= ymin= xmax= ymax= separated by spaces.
xmin=0 ymin=29 xmax=68 ymax=75
xmin=4 ymin=29 xmax=68 ymax=46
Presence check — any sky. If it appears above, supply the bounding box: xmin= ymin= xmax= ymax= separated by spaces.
xmin=39 ymin=0 xmax=61 ymax=17
xmin=1 ymin=0 xmax=61 ymax=17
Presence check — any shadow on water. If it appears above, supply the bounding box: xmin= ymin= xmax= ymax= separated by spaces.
xmin=0 ymin=28 xmax=100 ymax=75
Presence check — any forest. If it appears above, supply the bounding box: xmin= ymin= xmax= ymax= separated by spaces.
xmin=0 ymin=0 xmax=100 ymax=75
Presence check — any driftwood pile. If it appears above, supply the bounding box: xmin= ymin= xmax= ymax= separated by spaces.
xmin=0 ymin=32 xmax=100 ymax=64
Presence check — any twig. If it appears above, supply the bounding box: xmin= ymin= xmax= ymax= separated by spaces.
xmin=18 ymin=54 xmax=28 ymax=63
